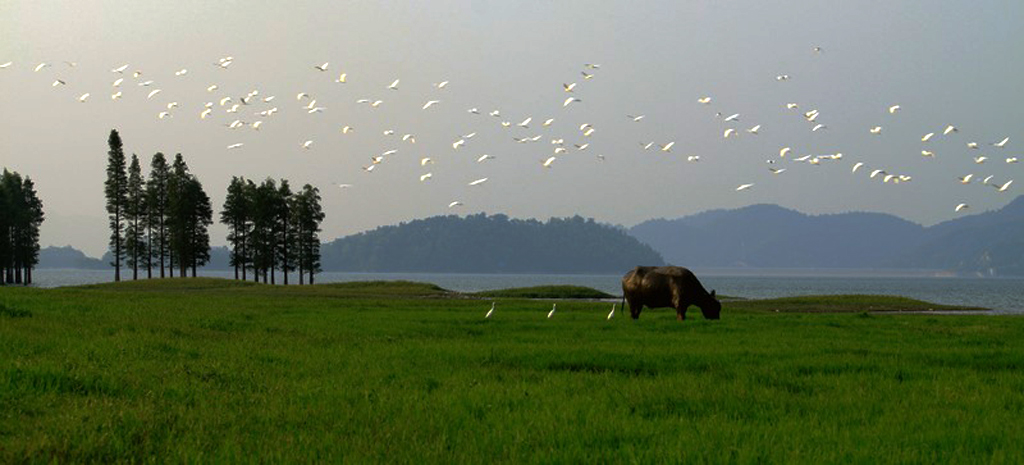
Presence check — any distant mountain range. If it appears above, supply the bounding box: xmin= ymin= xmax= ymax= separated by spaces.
xmin=321 ymin=213 xmax=664 ymax=273
xmin=39 ymin=198 xmax=1024 ymax=276
xmin=629 ymin=196 xmax=1024 ymax=276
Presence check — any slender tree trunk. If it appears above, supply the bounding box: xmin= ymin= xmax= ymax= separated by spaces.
xmin=14 ymin=264 xmax=22 ymax=284
xmin=114 ymin=211 xmax=121 ymax=282
xmin=25 ymin=266 xmax=31 ymax=285
xmin=270 ymin=264 xmax=275 ymax=285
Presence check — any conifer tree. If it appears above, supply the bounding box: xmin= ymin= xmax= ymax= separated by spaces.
xmin=146 ymin=153 xmax=170 ymax=278
xmin=125 ymin=154 xmax=147 ymax=280
xmin=104 ymin=129 xmax=128 ymax=282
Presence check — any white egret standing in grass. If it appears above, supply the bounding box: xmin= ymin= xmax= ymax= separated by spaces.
xmin=486 ymin=302 xmax=495 ymax=319
xmin=548 ymin=303 xmax=557 ymax=319
xmin=607 ymin=304 xmax=616 ymax=320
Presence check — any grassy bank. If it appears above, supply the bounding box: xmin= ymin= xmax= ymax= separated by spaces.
xmin=1 ymin=279 xmax=1021 ymax=463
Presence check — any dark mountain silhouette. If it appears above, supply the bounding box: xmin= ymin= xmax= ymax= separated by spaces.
xmin=321 ymin=213 xmax=665 ymax=273
xmin=38 ymin=246 xmax=107 ymax=269
xmin=630 ymin=196 xmax=1024 ymax=276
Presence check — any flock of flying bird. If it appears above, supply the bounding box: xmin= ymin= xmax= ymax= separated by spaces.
xmin=2 ymin=45 xmax=1018 ymax=215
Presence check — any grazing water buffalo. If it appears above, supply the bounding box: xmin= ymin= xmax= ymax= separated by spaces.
xmin=621 ymin=266 xmax=721 ymax=320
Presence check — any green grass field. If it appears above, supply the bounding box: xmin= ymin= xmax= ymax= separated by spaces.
xmin=1 ymin=279 xmax=1021 ymax=463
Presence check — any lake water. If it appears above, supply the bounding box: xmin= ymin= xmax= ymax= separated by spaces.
xmin=16 ymin=269 xmax=1024 ymax=314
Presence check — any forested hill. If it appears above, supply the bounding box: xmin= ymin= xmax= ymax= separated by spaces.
xmin=630 ymin=196 xmax=1024 ymax=276
xmin=321 ymin=214 xmax=665 ymax=273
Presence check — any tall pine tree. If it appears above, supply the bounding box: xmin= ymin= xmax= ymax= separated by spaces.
xmin=104 ymin=129 xmax=128 ymax=282
xmin=125 ymin=154 xmax=147 ymax=280
xmin=146 ymin=153 xmax=170 ymax=278
xmin=295 ymin=184 xmax=325 ymax=285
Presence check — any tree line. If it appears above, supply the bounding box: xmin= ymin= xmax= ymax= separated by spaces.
xmin=0 ymin=169 xmax=44 ymax=285
xmin=221 ymin=176 xmax=325 ymax=284
xmin=104 ymin=129 xmax=325 ymax=284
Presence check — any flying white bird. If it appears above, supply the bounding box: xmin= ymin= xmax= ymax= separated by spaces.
xmin=489 ymin=110 xmax=501 ymax=117
xmin=723 ymin=128 xmax=736 ymax=138
xmin=422 ymin=100 xmax=440 ymax=110
xmin=77 ymin=93 xmax=90 ymax=102
xmin=921 ymin=132 xmax=935 ymax=142
xmin=852 ymin=162 xmax=865 ymax=173
xmin=563 ymin=82 xmax=577 ymax=93
xmin=974 ymin=156 xmax=988 ymax=164
xmin=452 ymin=139 xmax=465 ymax=150
xmin=387 ymin=79 xmax=400 ymax=90
xmin=301 ymin=140 xmax=313 ymax=149
xmin=958 ymin=174 xmax=973 ymax=184
xmin=518 ymin=117 xmax=532 ymax=128
xmin=723 ymin=113 xmax=740 ymax=122
xmin=870 ymin=169 xmax=887 ymax=178
xmin=563 ymin=97 xmax=581 ymax=107
xmin=1008 ymin=157 xmax=1019 ymax=164
xmin=993 ymin=137 xmax=1009 ymax=148
xmin=227 ymin=143 xmax=244 ymax=150
xmin=996 ymin=180 xmax=1014 ymax=192
xmin=776 ymin=74 xmax=790 ymax=81
xmin=111 ymin=91 xmax=122 ymax=100
xmin=543 ymin=118 xmax=554 ymax=126
xmin=581 ymin=71 xmax=593 ymax=79
xmin=336 ymin=73 xmax=347 ymax=83
xmin=955 ymin=203 xmax=969 ymax=212
xmin=448 ymin=201 xmax=462 ymax=208
xmin=147 ymin=89 xmax=161 ymax=99
xmin=812 ymin=124 xmax=827 ymax=132
xmin=200 ymin=108 xmax=211 ymax=119
xmin=477 ymin=154 xmax=495 ymax=162
xmin=921 ymin=150 xmax=935 ymax=157
xmin=52 ymin=79 xmax=66 ymax=87
xmin=769 ymin=168 xmax=787 ymax=174
xmin=542 ymin=156 xmax=557 ymax=168
xmin=341 ymin=125 xmax=353 ymax=134
xmin=687 ymin=156 xmax=701 ymax=162
xmin=943 ymin=125 xmax=958 ymax=135
xmin=779 ymin=147 xmax=791 ymax=158
xmin=747 ymin=125 xmax=761 ymax=134
xmin=111 ymin=64 xmax=129 ymax=73
xmin=314 ymin=62 xmax=329 ymax=72
xmin=547 ymin=304 xmax=557 ymax=319
xmin=698 ymin=97 xmax=712 ymax=104
xmin=575 ymin=143 xmax=589 ymax=151
xmin=419 ymin=173 xmax=432 ymax=182
xmin=869 ymin=126 xmax=882 ymax=135
xmin=420 ymin=157 xmax=433 ymax=166
xmin=735 ymin=183 xmax=754 ymax=191
xmin=888 ymin=105 xmax=901 ymax=114
xmin=786 ymin=103 xmax=799 ymax=109
xmin=627 ymin=115 xmax=645 ymax=122
xmin=967 ymin=142 xmax=979 ymax=149
xmin=661 ymin=142 xmax=675 ymax=152
xmin=112 ymin=78 xmax=123 ymax=87
xmin=983 ymin=175 xmax=995 ymax=185
xmin=157 ymin=111 xmax=171 ymax=119
xmin=468 ymin=178 xmax=488 ymax=186
xmin=336 ymin=183 xmax=353 ymax=189
xmin=434 ymin=80 xmax=449 ymax=89
xmin=34 ymin=63 xmax=49 ymax=72
xmin=174 ymin=69 xmax=187 ymax=76
xmin=402 ymin=134 xmax=416 ymax=143
xmin=486 ymin=302 xmax=495 ymax=319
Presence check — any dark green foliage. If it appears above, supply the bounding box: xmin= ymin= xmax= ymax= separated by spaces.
xmin=104 ymin=129 xmax=127 ymax=281
xmin=165 ymin=154 xmax=212 ymax=278
xmin=220 ymin=178 xmax=324 ymax=284
xmin=1 ymin=169 xmax=44 ymax=285
xmin=473 ymin=285 xmax=614 ymax=299
xmin=146 ymin=153 xmax=170 ymax=278
xmin=124 ymin=154 xmax=147 ymax=280
xmin=321 ymin=213 xmax=664 ymax=272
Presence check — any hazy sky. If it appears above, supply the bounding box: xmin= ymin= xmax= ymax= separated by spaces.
xmin=1 ymin=1 xmax=1022 ymax=257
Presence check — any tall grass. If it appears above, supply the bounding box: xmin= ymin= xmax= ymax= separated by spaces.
xmin=0 ymin=279 xmax=1020 ymax=463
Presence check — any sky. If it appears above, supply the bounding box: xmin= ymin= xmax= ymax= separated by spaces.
xmin=1 ymin=0 xmax=1022 ymax=257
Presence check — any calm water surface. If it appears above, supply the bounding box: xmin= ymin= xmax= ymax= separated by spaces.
xmin=21 ymin=269 xmax=1024 ymax=314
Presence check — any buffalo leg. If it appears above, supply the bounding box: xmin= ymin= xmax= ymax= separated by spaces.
xmin=629 ymin=301 xmax=643 ymax=320
xmin=676 ymin=306 xmax=687 ymax=320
